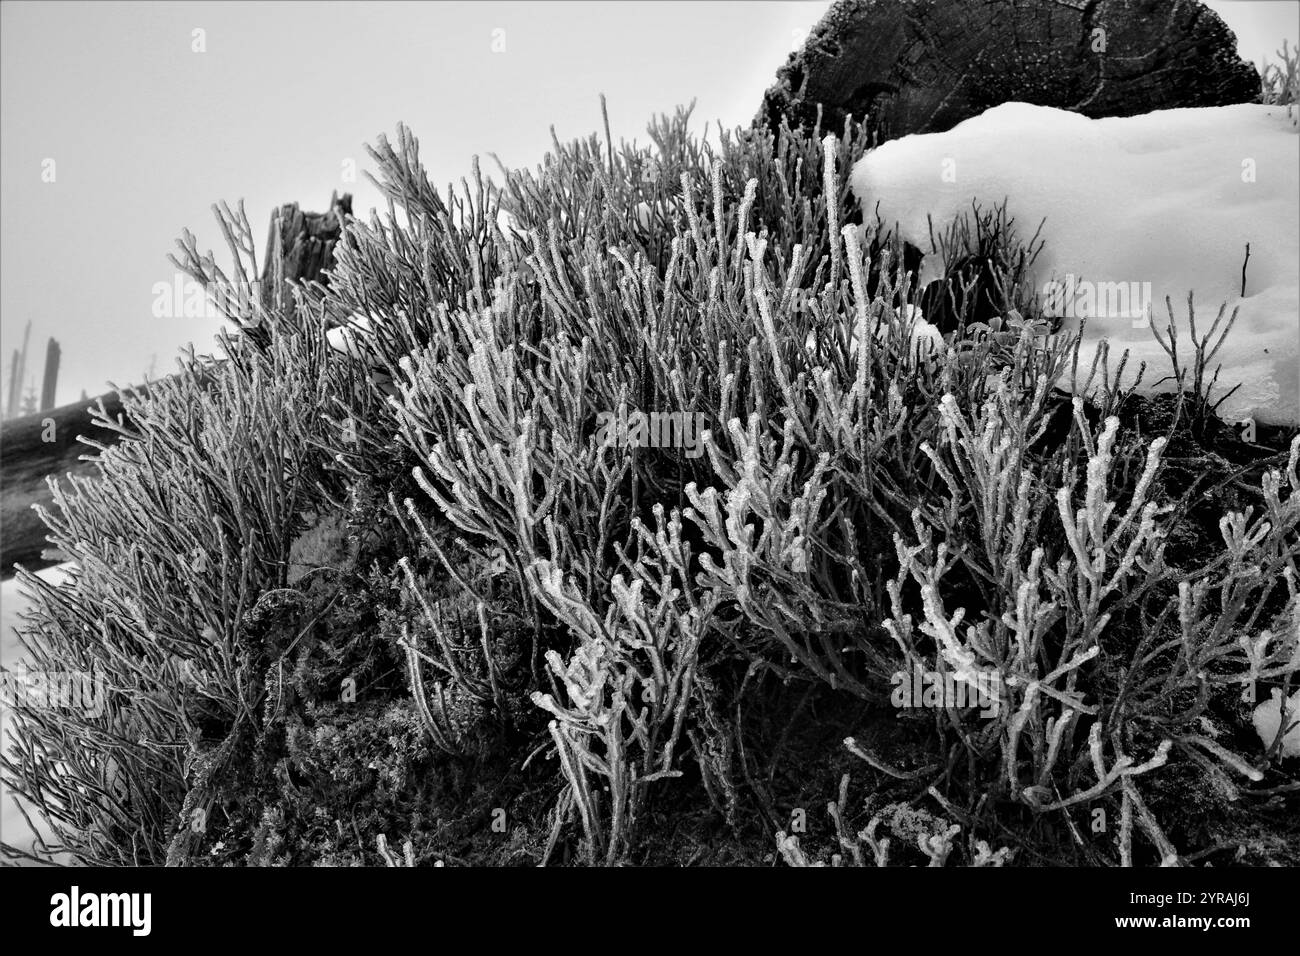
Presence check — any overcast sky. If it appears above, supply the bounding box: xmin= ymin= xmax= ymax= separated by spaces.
xmin=1 ymin=0 xmax=1296 ymax=408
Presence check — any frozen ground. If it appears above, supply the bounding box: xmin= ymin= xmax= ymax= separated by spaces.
xmin=852 ymin=103 xmax=1300 ymax=425
xmin=1 ymin=563 xmax=74 ymax=865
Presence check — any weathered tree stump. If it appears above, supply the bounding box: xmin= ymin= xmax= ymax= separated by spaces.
xmin=263 ymin=192 xmax=352 ymax=289
xmin=759 ymin=0 xmax=1262 ymax=142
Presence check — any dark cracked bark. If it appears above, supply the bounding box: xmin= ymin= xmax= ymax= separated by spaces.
xmin=758 ymin=0 xmax=1262 ymax=142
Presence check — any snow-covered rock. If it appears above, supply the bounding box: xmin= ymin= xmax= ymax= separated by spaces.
xmin=851 ymin=103 xmax=1300 ymax=424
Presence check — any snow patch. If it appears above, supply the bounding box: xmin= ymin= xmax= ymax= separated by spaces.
xmin=805 ymin=303 xmax=942 ymax=359
xmin=2 ymin=563 xmax=76 ymax=864
xmin=851 ymin=103 xmax=1300 ymax=424
xmin=1253 ymin=687 xmax=1300 ymax=759
xmin=325 ymin=313 xmax=376 ymax=360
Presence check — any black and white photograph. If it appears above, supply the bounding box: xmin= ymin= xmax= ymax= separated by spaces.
xmin=0 ymin=0 xmax=1298 ymax=937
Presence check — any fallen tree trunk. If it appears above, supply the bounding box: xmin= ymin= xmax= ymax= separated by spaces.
xmin=0 ymin=394 xmax=132 ymax=574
